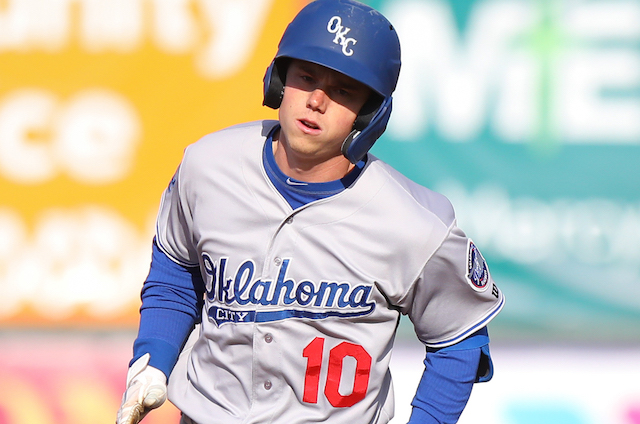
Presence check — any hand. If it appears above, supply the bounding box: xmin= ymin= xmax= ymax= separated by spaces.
xmin=116 ymin=353 xmax=167 ymax=424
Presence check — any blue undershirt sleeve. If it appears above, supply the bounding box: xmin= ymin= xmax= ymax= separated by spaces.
xmin=131 ymin=239 xmax=205 ymax=379
xmin=408 ymin=327 xmax=493 ymax=424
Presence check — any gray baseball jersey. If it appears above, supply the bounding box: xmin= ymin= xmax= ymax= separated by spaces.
xmin=157 ymin=120 xmax=504 ymax=424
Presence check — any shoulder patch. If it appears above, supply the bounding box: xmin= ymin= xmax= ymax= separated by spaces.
xmin=466 ymin=239 xmax=490 ymax=292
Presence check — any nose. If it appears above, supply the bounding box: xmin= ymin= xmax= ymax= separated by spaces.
xmin=307 ymin=88 xmax=328 ymax=113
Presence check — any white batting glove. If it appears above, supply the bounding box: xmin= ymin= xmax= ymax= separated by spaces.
xmin=116 ymin=353 xmax=167 ymax=424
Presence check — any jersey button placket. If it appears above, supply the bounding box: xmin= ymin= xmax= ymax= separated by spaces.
xmin=252 ymin=327 xmax=281 ymax=410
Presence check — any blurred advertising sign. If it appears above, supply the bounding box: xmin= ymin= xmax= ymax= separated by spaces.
xmin=1 ymin=0 xmax=640 ymax=342
xmin=373 ymin=0 xmax=640 ymax=342
xmin=391 ymin=342 xmax=640 ymax=424
xmin=0 ymin=333 xmax=180 ymax=424
xmin=0 ymin=0 xmax=304 ymax=326
xmin=0 ymin=335 xmax=637 ymax=424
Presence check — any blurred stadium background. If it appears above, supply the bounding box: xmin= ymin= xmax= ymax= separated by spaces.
xmin=0 ymin=0 xmax=639 ymax=423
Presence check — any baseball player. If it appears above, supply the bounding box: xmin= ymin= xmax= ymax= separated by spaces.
xmin=116 ymin=1 xmax=504 ymax=423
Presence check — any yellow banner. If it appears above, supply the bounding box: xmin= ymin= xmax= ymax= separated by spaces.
xmin=0 ymin=0 xmax=309 ymax=327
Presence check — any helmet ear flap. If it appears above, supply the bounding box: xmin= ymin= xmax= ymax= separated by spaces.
xmin=263 ymin=60 xmax=284 ymax=109
xmin=353 ymin=94 xmax=383 ymax=132
xmin=263 ymin=59 xmax=291 ymax=109
xmin=342 ymin=96 xmax=393 ymax=164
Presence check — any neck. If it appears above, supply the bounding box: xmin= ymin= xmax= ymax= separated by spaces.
xmin=272 ymin=140 xmax=354 ymax=183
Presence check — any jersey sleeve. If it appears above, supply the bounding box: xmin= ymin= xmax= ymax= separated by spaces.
xmin=401 ymin=224 xmax=505 ymax=348
xmin=155 ymin=155 xmax=199 ymax=266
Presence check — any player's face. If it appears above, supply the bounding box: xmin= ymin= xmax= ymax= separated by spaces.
xmin=277 ymin=60 xmax=371 ymax=173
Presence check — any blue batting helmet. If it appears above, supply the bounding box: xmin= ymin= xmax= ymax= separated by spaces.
xmin=263 ymin=0 xmax=401 ymax=163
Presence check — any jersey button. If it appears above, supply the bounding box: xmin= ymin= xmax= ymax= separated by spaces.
xmin=264 ymin=380 xmax=272 ymax=390
xmin=285 ymin=216 xmax=293 ymax=224
xmin=264 ymin=333 xmax=273 ymax=343
xmin=274 ymin=257 xmax=282 ymax=266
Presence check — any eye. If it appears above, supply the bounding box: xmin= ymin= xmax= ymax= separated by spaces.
xmin=294 ymin=72 xmax=317 ymax=88
xmin=331 ymin=87 xmax=354 ymax=101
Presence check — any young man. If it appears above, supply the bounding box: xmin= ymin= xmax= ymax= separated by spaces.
xmin=116 ymin=1 xmax=505 ymax=423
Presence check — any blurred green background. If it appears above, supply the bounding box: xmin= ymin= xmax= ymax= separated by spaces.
xmin=371 ymin=0 xmax=640 ymax=344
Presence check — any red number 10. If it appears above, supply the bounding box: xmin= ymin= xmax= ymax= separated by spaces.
xmin=302 ymin=337 xmax=372 ymax=407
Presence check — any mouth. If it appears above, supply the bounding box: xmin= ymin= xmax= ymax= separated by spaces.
xmin=298 ymin=119 xmax=320 ymax=132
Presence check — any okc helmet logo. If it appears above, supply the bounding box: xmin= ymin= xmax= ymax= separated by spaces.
xmin=327 ymin=16 xmax=357 ymax=56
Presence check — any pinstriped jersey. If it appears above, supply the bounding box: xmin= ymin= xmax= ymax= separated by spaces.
xmin=157 ymin=120 xmax=504 ymax=424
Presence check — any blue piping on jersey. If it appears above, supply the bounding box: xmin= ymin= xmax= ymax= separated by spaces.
xmin=208 ymin=304 xmax=375 ymax=327
xmin=427 ymin=295 xmax=504 ymax=348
